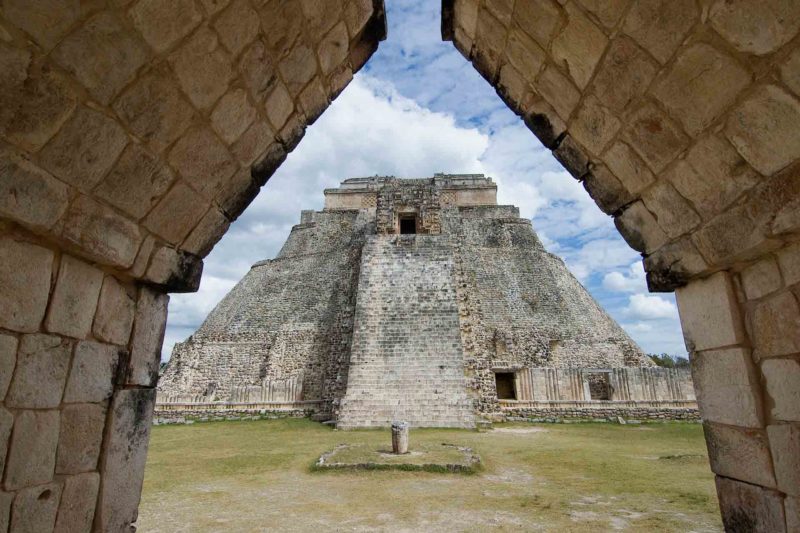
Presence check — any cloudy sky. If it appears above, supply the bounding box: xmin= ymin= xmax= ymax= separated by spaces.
xmin=162 ymin=1 xmax=687 ymax=361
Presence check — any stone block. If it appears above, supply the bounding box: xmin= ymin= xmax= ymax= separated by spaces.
xmin=622 ymin=102 xmax=689 ymax=173
xmin=497 ymin=64 xmax=528 ymax=114
xmin=9 ymin=483 xmax=62 ymax=533
xmin=551 ymin=2 xmax=608 ymax=89
xmin=63 ymin=340 xmax=120 ymax=404
xmin=345 ymin=0 xmax=373 ymax=38
xmin=536 ymin=64 xmax=580 ymax=121
xmin=200 ymin=0 xmax=231 ymax=16
xmin=232 ymin=121 xmax=276 ymax=167
xmin=4 ymin=410 xmax=60 ymax=490
xmin=777 ymin=242 xmax=800 ymax=287
xmin=39 ymin=106 xmax=128 ymax=192
xmin=96 ymin=388 xmax=155 ymax=533
xmin=787 ymin=496 xmax=800 ymax=532
xmin=130 ymin=0 xmax=201 ymax=53
xmin=781 ymin=47 xmax=800 ymax=97
xmin=113 ymin=68 xmax=195 ymax=153
xmin=300 ymin=0 xmax=343 ymax=35
xmin=239 ymin=40 xmax=279 ymax=104
xmin=745 ymin=164 xmax=800 ymax=237
xmin=53 ymin=472 xmax=100 ymax=533
xmin=473 ymin=8 xmax=507 ymax=81
xmin=168 ymin=127 xmax=237 ymax=198
xmin=183 ymin=207 xmax=230 ymax=257
xmin=45 ymin=255 xmax=104 ymax=339
xmin=576 ymin=0 xmax=629 ymax=29
xmin=96 ymin=143 xmax=176 ymax=219
xmin=741 ymin=258 xmax=783 ymax=301
xmin=279 ymin=44 xmax=318 ymax=97
xmin=613 ymin=201 xmax=668 ymax=254
xmin=716 ymin=476 xmax=787 ymax=532
xmin=319 ymin=22 xmax=350 ymax=75
xmin=751 ymin=292 xmax=800 ymax=360
xmin=0 ymin=408 xmax=11 ymax=479
xmin=652 ymin=42 xmax=750 ymax=136
xmin=211 ymin=88 xmax=257 ymax=145
xmin=170 ymin=28 xmax=232 ymax=109
xmin=144 ymin=181 xmax=209 ymax=245
xmin=265 ymin=82 xmax=295 ymax=131
xmin=56 ymin=403 xmax=106 ymax=474
xmin=569 ymin=94 xmax=620 ymax=156
xmin=0 ymin=490 xmax=10 ymax=532
xmin=505 ymin=28 xmax=545 ymax=81
xmin=767 ymin=423 xmax=800 ymax=495
xmin=668 ymin=134 xmax=759 ymax=220
xmin=0 ymin=335 xmax=16 ymax=400
xmin=256 ymin=0 xmax=303 ymax=58
xmin=214 ymin=0 xmax=260 ymax=57
xmin=128 ymin=288 xmax=169 ymax=386
xmin=0 ymin=146 xmax=69 ymax=233
xmin=582 ymin=165 xmax=633 ymax=215
xmin=127 ymin=234 xmax=155 ymax=280
xmin=0 ymin=238 xmax=54 ymax=333
xmin=144 ymin=246 xmax=203 ymax=292
xmin=553 ymin=135 xmax=590 ymax=180
xmin=522 ymin=96 xmax=566 ymax=149
xmin=513 ymin=0 xmax=562 ymax=49
xmin=52 ymin=11 xmax=149 ymax=105
xmin=2 ymin=0 xmax=79 ymax=49
xmin=603 ymin=141 xmax=654 ymax=195
xmin=692 ymin=204 xmax=771 ymax=266
xmin=61 ymin=195 xmax=142 ymax=269
xmin=762 ymin=358 xmax=800 ymax=421
xmin=704 ymin=422 xmax=776 ymax=488
xmin=5 ymin=334 xmax=71 ymax=409
xmin=93 ymin=276 xmax=136 ymax=346
xmin=691 ymin=347 xmax=763 ymax=428
xmin=675 ymin=271 xmax=745 ymax=352
xmin=622 ymin=0 xmax=698 ymax=64
xmin=710 ymin=0 xmax=800 ymax=56
xmin=641 ymin=180 xmax=700 ymax=239
xmin=299 ymin=79 xmax=329 ymax=125
xmin=726 ymin=84 xmax=800 ymax=176
xmin=216 ymin=167 xmax=260 ymax=221
xmin=485 ymin=0 xmax=513 ymax=25
xmin=589 ymin=36 xmax=658 ymax=113
xmin=644 ymin=236 xmax=709 ymax=291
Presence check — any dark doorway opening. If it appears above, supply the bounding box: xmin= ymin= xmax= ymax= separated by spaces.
xmin=587 ymin=373 xmax=611 ymax=400
xmin=399 ymin=215 xmax=417 ymax=234
xmin=495 ymin=372 xmax=516 ymax=400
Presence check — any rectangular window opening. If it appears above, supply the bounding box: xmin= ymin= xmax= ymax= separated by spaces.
xmin=587 ymin=373 xmax=611 ymax=400
xmin=495 ymin=372 xmax=516 ymax=400
xmin=399 ymin=216 xmax=417 ymax=234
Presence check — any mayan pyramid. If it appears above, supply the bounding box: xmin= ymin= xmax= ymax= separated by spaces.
xmin=159 ymin=175 xmax=652 ymax=428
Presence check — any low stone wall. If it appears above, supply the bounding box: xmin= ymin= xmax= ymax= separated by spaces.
xmin=153 ymin=400 xmax=325 ymax=424
xmin=501 ymin=400 xmax=700 ymax=422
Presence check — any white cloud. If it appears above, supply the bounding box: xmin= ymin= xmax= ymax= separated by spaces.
xmin=625 ymin=294 xmax=679 ymax=320
xmin=603 ymin=262 xmax=646 ymax=293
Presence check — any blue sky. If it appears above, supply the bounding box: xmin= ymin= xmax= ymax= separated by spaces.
xmin=162 ymin=1 xmax=687 ymax=360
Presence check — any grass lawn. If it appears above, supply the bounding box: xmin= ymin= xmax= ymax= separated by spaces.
xmin=138 ymin=419 xmax=722 ymax=532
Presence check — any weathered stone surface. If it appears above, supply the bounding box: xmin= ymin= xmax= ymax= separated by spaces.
xmin=97 ymin=388 xmax=156 ymax=533
xmin=345 ymin=0 xmax=374 ymax=38
xmin=239 ymin=40 xmax=279 ymax=103
xmin=781 ymin=47 xmax=800 ymax=97
xmin=200 ymin=0 xmax=231 ymax=16
xmin=710 ymin=0 xmax=800 ymax=56
xmin=505 ymin=28 xmax=545 ymax=81
xmin=144 ymin=181 xmax=209 ymax=245
xmin=96 ymin=144 xmax=176 ymax=219
xmin=777 ymin=242 xmax=800 ymax=287
xmin=603 ymin=141 xmax=654 ymax=195
xmin=301 ymin=0 xmax=343 ymax=35
xmin=0 ymin=146 xmax=69 ymax=233
xmin=45 ymin=255 xmax=103 ymax=339
xmin=299 ymin=79 xmax=329 ymax=125
xmin=56 ymin=402 xmax=106 ymax=474
xmin=0 ymin=238 xmax=54 ymax=333
xmin=265 ymin=82 xmax=295 ymax=131
xmin=692 ymin=205 xmax=773 ymax=266
xmin=40 ymin=106 xmax=128 ymax=192
xmin=9 ymin=483 xmax=62 ymax=533
xmin=715 ymin=476 xmax=786 ymax=532
xmin=751 ymin=292 xmax=800 ymax=360
xmin=741 ymin=258 xmax=782 ymax=300
xmin=53 ymin=472 xmax=100 ymax=533
xmin=691 ymin=347 xmax=763 ymax=428
xmin=0 ymin=490 xmax=10 ymax=533
xmin=675 ymin=272 xmax=745 ymax=352
xmin=279 ymin=44 xmax=318 ymax=96
xmin=577 ymin=0 xmax=630 ymax=29
xmin=623 ymin=102 xmax=689 ymax=173
xmin=4 ymin=409 xmax=60 ymax=489
xmin=762 ymin=358 xmax=800 ymax=421
xmin=3 ymin=0 xmax=79 ymax=49
xmin=589 ymin=36 xmax=658 ymax=113
xmin=0 ymin=408 xmax=11 ymax=479
xmin=551 ymin=2 xmax=608 ymax=89
xmin=786 ymin=495 xmax=800 ymax=531
xmin=216 ymin=168 xmax=259 ymax=221
xmin=5 ymin=334 xmax=71 ymax=409
xmin=536 ymin=64 xmax=580 ymax=121
xmin=63 ymin=340 xmax=119 ymax=403
xmin=614 ymin=201 xmax=668 ymax=254
xmin=767 ymin=423 xmax=800 ymax=495
xmin=128 ymin=288 xmax=169 ymax=386
xmin=52 ymin=12 xmax=149 ymax=105
xmin=473 ymin=8 xmax=507 ymax=81
xmin=522 ymin=96 xmax=566 ymax=149
xmin=168 ymin=127 xmax=237 ymax=198
xmin=652 ymin=42 xmax=750 ymax=136
xmin=0 ymin=335 xmax=16 ymax=400
xmin=183 ymin=207 xmax=230 ymax=257
xmin=553 ymin=135 xmax=590 ymax=180
xmin=569 ymin=95 xmax=620 ymax=156
xmin=232 ymin=121 xmax=276 ymax=167
xmin=704 ymin=423 xmax=776 ymax=488
xmin=213 ymin=0 xmax=260 ymax=57
xmin=170 ymin=28 xmax=232 ymax=109
xmin=582 ymin=165 xmax=633 ymax=215
xmin=130 ymin=0 xmax=201 ymax=53
xmin=513 ymin=0 xmax=561 ymax=49
xmin=143 ymin=245 xmax=203 ymax=292
xmin=726 ymin=84 xmax=800 ymax=176
xmin=641 ymin=181 xmax=700 ymax=239
xmin=319 ymin=21 xmax=350 ymax=74
xmin=644 ymin=236 xmax=709 ymax=291
xmin=113 ymin=68 xmax=195 ymax=154
xmin=622 ymin=0 xmax=698 ymax=64
xmin=93 ymin=276 xmax=136 ymax=346
xmin=211 ymin=89 xmax=257 ymax=144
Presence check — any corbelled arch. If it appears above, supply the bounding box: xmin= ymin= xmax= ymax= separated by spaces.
xmin=442 ymin=0 xmax=800 ymax=530
xmin=0 ymin=0 xmax=385 ymax=530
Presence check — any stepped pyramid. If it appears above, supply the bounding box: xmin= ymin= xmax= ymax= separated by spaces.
xmin=159 ymin=175 xmax=651 ymax=427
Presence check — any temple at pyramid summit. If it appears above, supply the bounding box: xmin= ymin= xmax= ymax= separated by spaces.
xmin=158 ymin=175 xmax=695 ymax=428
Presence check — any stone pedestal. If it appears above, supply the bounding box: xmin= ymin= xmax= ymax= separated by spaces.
xmin=392 ymin=421 xmax=409 ymax=454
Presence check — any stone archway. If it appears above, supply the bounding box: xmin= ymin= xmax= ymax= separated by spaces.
xmin=442 ymin=0 xmax=800 ymax=530
xmin=0 ymin=0 xmax=798 ymax=531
